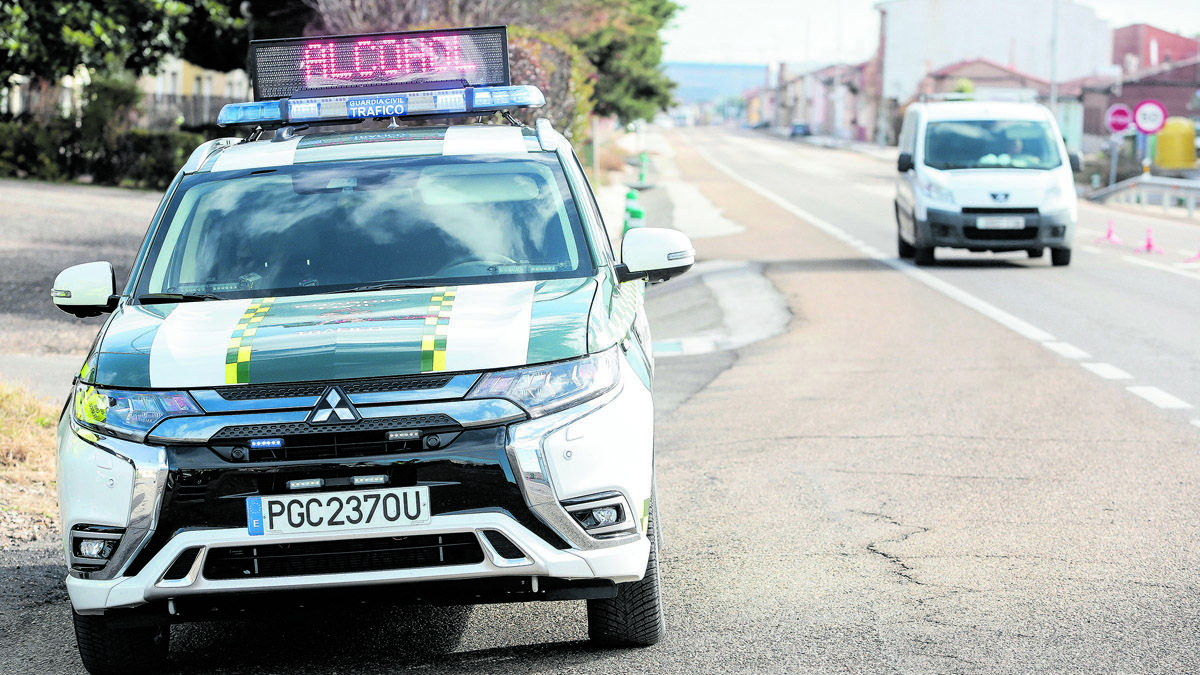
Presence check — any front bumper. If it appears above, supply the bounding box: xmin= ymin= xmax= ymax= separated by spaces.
xmin=920 ymin=207 xmax=1075 ymax=252
xmin=58 ymin=361 xmax=656 ymax=616
xmin=66 ymin=510 xmax=648 ymax=616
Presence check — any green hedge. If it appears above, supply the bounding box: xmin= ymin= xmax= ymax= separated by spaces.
xmin=0 ymin=119 xmax=202 ymax=190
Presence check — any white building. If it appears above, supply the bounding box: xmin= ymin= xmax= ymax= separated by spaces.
xmin=875 ymin=0 xmax=1112 ymax=101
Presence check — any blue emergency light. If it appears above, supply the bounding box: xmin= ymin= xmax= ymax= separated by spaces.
xmin=218 ymin=25 xmax=544 ymax=127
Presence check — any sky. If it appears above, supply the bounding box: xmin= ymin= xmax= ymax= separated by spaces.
xmin=661 ymin=0 xmax=1200 ymax=66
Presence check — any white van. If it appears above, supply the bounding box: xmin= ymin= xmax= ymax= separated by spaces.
xmin=894 ymin=100 xmax=1080 ymax=266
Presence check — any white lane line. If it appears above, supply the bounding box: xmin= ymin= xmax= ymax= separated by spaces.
xmin=1122 ymin=254 xmax=1200 ymax=282
xmin=1079 ymin=244 xmax=1105 ymax=255
xmin=1043 ymin=342 xmax=1090 ymax=360
xmin=692 ymin=144 xmax=1057 ymax=343
xmin=1081 ymin=362 xmax=1133 ymax=380
xmin=1127 ymin=386 xmax=1193 ymax=410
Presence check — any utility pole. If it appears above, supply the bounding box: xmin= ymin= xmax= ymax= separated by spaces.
xmin=1049 ymin=0 xmax=1059 ymax=114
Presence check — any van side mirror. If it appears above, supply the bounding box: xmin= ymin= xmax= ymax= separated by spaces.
xmin=615 ymin=228 xmax=695 ymax=283
xmin=52 ymin=261 xmax=118 ymax=318
xmin=897 ymin=152 xmax=914 ymax=173
xmin=1069 ymin=152 xmax=1081 ymax=172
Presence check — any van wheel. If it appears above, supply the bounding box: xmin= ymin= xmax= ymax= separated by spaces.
xmin=587 ymin=496 xmax=665 ymax=647
xmin=73 ymin=611 xmax=169 ymax=675
xmin=897 ymin=232 xmax=915 ymax=259
xmin=1050 ymin=248 xmax=1071 ymax=266
xmin=913 ymin=246 xmax=935 ymax=266
xmin=1027 ymin=248 xmax=1044 ymax=258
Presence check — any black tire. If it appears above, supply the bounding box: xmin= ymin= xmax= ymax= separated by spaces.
xmin=587 ymin=498 xmax=665 ymax=647
xmin=913 ymin=246 xmax=935 ymax=266
xmin=1050 ymin=247 xmax=1071 ymax=266
xmin=73 ymin=610 xmax=169 ymax=675
xmin=897 ymin=232 xmax=915 ymax=259
xmin=1027 ymin=248 xmax=1044 ymax=258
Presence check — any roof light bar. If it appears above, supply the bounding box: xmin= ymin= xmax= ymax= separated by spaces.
xmin=218 ymin=84 xmax=543 ymax=127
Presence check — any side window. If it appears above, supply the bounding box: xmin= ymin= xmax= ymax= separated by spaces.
xmin=899 ymin=110 xmax=918 ymax=154
xmin=563 ymin=149 xmax=616 ymax=265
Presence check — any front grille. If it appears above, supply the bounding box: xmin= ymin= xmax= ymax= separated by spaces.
xmin=213 ymin=375 xmax=455 ymax=401
xmin=210 ymin=414 xmax=457 ymax=440
xmin=963 ymin=226 xmax=1040 ymax=241
xmin=962 ymin=207 xmax=1039 ymax=214
xmin=203 ymin=533 xmax=483 ymax=579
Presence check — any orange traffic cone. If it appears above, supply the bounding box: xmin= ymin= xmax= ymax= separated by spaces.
xmin=1095 ymin=219 xmax=1122 ymax=245
xmin=1135 ymin=227 xmax=1164 ymax=254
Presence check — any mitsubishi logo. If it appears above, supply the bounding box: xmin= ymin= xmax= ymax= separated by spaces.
xmin=307 ymin=387 xmax=360 ymax=425
xmin=990 ymin=192 xmax=1010 ymax=202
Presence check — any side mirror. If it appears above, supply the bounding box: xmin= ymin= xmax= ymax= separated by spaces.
xmin=615 ymin=228 xmax=695 ymax=283
xmin=897 ymin=152 xmax=914 ymax=173
xmin=52 ymin=261 xmax=118 ymax=318
xmin=1069 ymin=152 xmax=1081 ymax=172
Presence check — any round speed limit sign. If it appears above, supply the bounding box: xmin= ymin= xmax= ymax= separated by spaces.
xmin=1133 ymin=99 xmax=1167 ymax=134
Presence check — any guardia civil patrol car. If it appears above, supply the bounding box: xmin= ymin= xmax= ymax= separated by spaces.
xmin=51 ymin=26 xmax=693 ymax=674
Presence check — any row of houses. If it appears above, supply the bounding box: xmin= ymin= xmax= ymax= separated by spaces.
xmin=749 ymin=0 xmax=1200 ymax=153
xmin=3 ymin=56 xmax=251 ymax=130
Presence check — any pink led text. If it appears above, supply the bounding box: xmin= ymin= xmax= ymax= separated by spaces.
xmin=300 ymin=36 xmax=478 ymax=84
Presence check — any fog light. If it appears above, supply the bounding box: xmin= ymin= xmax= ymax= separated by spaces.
xmin=591 ymin=506 xmax=619 ymax=527
xmin=571 ymin=504 xmax=623 ymax=530
xmin=78 ymin=538 xmax=116 ymax=560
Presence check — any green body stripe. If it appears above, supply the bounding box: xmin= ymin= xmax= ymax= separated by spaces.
xmin=224 ymin=298 xmax=275 ymax=384
xmin=419 ymin=288 xmax=456 ymax=372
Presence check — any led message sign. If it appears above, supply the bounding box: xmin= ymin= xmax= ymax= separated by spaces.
xmin=252 ymin=26 xmax=509 ymax=101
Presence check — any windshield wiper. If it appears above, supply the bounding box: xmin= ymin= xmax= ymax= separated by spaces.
xmin=138 ymin=292 xmax=226 ymax=304
xmin=328 ymin=281 xmax=437 ymax=294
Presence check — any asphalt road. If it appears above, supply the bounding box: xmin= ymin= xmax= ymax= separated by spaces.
xmin=3 ymin=129 xmax=1200 ymax=673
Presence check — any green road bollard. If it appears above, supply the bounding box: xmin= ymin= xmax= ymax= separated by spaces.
xmin=639 ymin=152 xmax=649 ymax=183
xmin=623 ymin=205 xmax=644 ymax=238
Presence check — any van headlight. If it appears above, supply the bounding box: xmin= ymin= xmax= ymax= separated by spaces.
xmin=920 ymin=178 xmax=955 ymax=205
xmin=73 ymin=383 xmax=202 ymax=442
xmin=467 ymin=346 xmax=620 ymax=417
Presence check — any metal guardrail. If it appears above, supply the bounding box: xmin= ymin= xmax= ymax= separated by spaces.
xmin=1087 ymin=174 xmax=1200 ymax=218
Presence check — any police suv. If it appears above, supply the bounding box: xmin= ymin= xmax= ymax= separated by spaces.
xmin=51 ymin=26 xmax=693 ymax=674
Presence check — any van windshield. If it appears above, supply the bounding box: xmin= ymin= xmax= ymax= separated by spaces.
xmin=923 ymin=120 xmax=1062 ymax=170
xmin=134 ymin=153 xmax=595 ymax=300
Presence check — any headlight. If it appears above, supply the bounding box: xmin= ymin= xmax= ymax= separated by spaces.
xmin=1044 ymin=184 xmax=1064 ymax=206
xmin=73 ymin=383 xmax=202 ymax=442
xmin=467 ymin=346 xmax=620 ymax=417
xmin=920 ymin=178 xmax=955 ymax=204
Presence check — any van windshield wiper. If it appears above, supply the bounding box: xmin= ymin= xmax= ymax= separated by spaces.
xmin=328 ymin=281 xmax=437 ymax=294
xmin=138 ymin=292 xmax=226 ymax=304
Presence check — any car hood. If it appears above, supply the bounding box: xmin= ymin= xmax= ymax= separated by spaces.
xmin=942 ymin=169 xmax=1062 ymax=208
xmin=87 ymin=279 xmax=598 ymax=389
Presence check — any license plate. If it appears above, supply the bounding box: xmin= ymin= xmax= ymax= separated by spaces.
xmin=246 ymin=486 xmax=430 ymax=536
xmin=976 ymin=216 xmax=1025 ymax=230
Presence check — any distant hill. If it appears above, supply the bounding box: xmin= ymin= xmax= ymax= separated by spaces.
xmin=665 ymin=62 xmax=770 ymax=103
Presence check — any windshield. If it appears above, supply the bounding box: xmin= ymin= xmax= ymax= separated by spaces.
xmin=134 ymin=153 xmax=594 ymax=300
xmin=923 ymin=120 xmax=1062 ymax=170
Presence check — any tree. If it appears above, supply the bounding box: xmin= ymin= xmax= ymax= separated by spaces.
xmin=571 ymin=0 xmax=677 ymax=123
xmin=0 ymin=0 xmax=211 ymax=82
xmin=179 ymin=0 xmax=316 ymax=73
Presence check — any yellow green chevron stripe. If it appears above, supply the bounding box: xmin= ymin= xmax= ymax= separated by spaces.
xmin=224 ymin=297 xmax=275 ymax=384
xmin=420 ymin=288 xmax=456 ymax=372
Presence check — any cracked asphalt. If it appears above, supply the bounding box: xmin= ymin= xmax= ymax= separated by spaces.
xmin=4 ymin=127 xmax=1200 ymax=674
